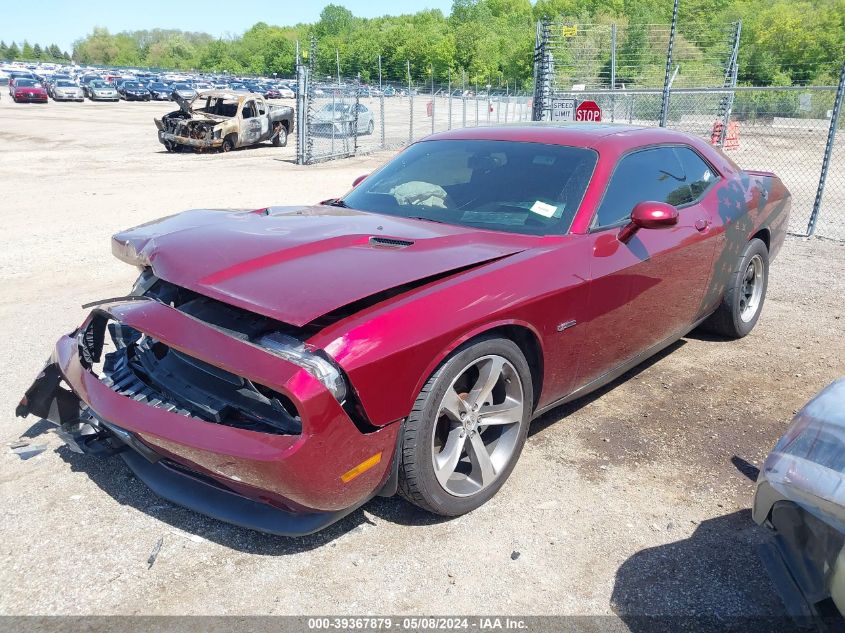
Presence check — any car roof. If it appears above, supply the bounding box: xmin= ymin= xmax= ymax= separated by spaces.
xmin=424 ymin=123 xmax=696 ymax=150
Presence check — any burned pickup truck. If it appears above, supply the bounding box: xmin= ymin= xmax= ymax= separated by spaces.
xmin=154 ymin=91 xmax=294 ymax=152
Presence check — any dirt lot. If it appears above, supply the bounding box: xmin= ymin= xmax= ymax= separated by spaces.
xmin=1 ymin=98 xmax=844 ymax=619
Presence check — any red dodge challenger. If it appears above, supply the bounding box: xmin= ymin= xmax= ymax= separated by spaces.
xmin=18 ymin=124 xmax=791 ymax=535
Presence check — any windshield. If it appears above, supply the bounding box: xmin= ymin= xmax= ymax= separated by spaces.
xmin=173 ymin=83 xmax=192 ymax=90
xmin=16 ymin=79 xmax=39 ymax=87
xmin=195 ymin=96 xmax=239 ymax=117
xmin=56 ymin=80 xmax=76 ymax=87
xmin=149 ymin=83 xmax=168 ymax=89
xmin=342 ymin=139 xmax=598 ymax=236
xmin=91 ymin=81 xmax=110 ymax=88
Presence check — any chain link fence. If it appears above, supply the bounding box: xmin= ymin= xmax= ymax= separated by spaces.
xmin=533 ymin=15 xmax=845 ymax=241
xmin=295 ymin=65 xmax=532 ymax=164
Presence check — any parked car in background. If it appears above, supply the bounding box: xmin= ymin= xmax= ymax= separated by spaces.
xmin=9 ymin=78 xmax=48 ymax=103
xmin=263 ymin=87 xmax=282 ymax=99
xmin=50 ymin=79 xmax=84 ymax=102
xmin=154 ymin=91 xmax=294 ymax=152
xmin=312 ymin=102 xmax=374 ymax=136
xmin=754 ymin=378 xmax=845 ymax=620
xmin=117 ymin=81 xmax=151 ymax=101
xmin=276 ymin=84 xmax=295 ymax=99
xmin=85 ymin=80 xmax=119 ymax=101
xmin=147 ymin=82 xmax=172 ymax=101
xmin=6 ymin=69 xmax=37 ymax=86
xmin=170 ymin=82 xmax=196 ymax=101
xmin=17 ymin=125 xmax=790 ymax=536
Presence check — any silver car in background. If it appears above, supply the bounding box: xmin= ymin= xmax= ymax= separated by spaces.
xmin=311 ymin=102 xmax=374 ymax=136
xmin=754 ymin=378 xmax=845 ymax=620
xmin=85 ymin=80 xmax=119 ymax=102
xmin=51 ymin=79 xmax=84 ymax=102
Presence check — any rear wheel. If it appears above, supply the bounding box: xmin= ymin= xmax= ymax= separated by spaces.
xmin=704 ymin=238 xmax=769 ymax=338
xmin=366 ymin=119 xmax=374 ymax=135
xmin=272 ymin=123 xmax=288 ymax=147
xmin=399 ymin=336 xmax=532 ymax=516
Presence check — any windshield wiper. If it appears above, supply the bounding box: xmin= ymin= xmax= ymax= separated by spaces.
xmin=406 ymin=216 xmax=448 ymax=224
xmin=328 ymin=199 xmax=349 ymax=208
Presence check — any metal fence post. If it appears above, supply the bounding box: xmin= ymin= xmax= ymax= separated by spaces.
xmin=718 ymin=21 xmax=742 ymax=146
xmin=431 ymin=68 xmax=435 ymax=135
xmin=808 ymin=61 xmax=845 ymax=236
xmin=532 ymin=19 xmax=551 ymax=121
xmin=295 ymin=64 xmax=307 ymax=165
xmin=379 ymin=92 xmax=385 ymax=149
xmin=447 ymin=70 xmax=452 ymax=130
xmin=407 ymin=60 xmax=413 ymax=144
xmin=659 ymin=0 xmax=679 ymax=127
xmin=610 ymin=23 xmax=617 ymax=123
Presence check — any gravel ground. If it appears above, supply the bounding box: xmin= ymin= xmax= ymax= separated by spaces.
xmin=1 ymin=98 xmax=844 ymax=619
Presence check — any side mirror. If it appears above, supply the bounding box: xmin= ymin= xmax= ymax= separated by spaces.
xmin=618 ymin=201 xmax=679 ymax=243
xmin=352 ymin=173 xmax=368 ymax=188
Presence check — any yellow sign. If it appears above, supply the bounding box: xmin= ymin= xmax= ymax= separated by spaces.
xmin=562 ymin=25 xmax=578 ymax=38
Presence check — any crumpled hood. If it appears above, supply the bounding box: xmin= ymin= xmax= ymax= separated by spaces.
xmin=112 ymin=206 xmax=536 ymax=327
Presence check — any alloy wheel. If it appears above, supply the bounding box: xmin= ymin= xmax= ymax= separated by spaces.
xmin=431 ymin=355 xmax=525 ymax=497
xmin=739 ymin=253 xmax=764 ymax=323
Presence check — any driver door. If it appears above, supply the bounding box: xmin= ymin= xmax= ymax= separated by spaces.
xmin=239 ymin=99 xmax=262 ymax=146
xmin=576 ymin=145 xmax=719 ymax=388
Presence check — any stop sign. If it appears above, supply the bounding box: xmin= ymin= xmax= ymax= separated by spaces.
xmin=575 ymin=100 xmax=602 ymax=122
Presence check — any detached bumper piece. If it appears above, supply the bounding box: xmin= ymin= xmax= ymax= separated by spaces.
xmin=16 ymin=298 xmax=400 ymax=537
xmin=17 ymin=361 xmax=375 ymax=536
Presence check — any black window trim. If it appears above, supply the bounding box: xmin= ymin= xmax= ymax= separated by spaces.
xmin=588 ymin=142 xmax=722 ymax=234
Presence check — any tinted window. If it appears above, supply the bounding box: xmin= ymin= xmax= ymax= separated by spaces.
xmin=342 ymin=139 xmax=598 ymax=236
xmin=675 ymin=147 xmax=717 ymax=202
xmin=594 ymin=146 xmax=716 ymax=228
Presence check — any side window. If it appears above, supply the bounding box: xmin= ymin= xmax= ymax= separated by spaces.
xmin=256 ymin=100 xmax=266 ymax=116
xmin=594 ymin=147 xmax=693 ymax=228
xmin=242 ymin=100 xmax=256 ymax=119
xmin=674 ymin=147 xmax=717 ymax=202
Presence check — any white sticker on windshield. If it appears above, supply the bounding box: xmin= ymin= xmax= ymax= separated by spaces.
xmin=530 ymin=200 xmax=558 ymax=218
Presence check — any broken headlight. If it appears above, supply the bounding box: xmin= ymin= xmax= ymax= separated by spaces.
xmin=258 ymin=332 xmax=347 ymax=403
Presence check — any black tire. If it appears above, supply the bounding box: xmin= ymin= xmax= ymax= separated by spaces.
xmin=398 ymin=336 xmax=533 ymax=516
xmin=704 ymin=238 xmax=769 ymax=338
xmin=221 ymin=135 xmax=236 ymax=152
xmin=272 ymin=123 xmax=288 ymax=147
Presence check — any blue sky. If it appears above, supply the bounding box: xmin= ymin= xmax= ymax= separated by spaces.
xmin=1 ymin=0 xmax=455 ymax=52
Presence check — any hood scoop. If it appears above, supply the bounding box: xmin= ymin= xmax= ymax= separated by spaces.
xmin=368 ymin=236 xmax=415 ymax=249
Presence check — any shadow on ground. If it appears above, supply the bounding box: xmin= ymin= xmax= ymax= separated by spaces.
xmin=609 ymin=509 xmax=802 ymax=632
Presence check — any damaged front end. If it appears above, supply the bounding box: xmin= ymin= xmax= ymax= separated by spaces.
xmin=17 ymin=271 xmax=400 ymax=536
xmin=155 ymin=113 xmax=224 ymax=151
xmin=154 ymin=91 xmax=227 ymax=152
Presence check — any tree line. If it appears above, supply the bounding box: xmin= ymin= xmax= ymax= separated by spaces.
xmin=5 ymin=0 xmax=844 ymax=87
xmin=1 ymin=41 xmax=71 ymax=62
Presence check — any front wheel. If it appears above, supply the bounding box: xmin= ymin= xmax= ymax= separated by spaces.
xmin=398 ymin=336 xmax=532 ymax=516
xmin=704 ymin=238 xmax=769 ymax=338
xmin=221 ymin=135 xmax=236 ymax=152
